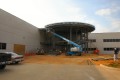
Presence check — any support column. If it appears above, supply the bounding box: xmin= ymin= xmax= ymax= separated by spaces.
xmin=52 ymin=29 xmax=55 ymax=50
xmin=70 ymin=27 xmax=72 ymax=49
xmin=85 ymin=29 xmax=88 ymax=53
xmin=80 ymin=29 xmax=83 ymax=51
xmin=76 ymin=30 xmax=78 ymax=42
xmin=84 ymin=29 xmax=87 ymax=53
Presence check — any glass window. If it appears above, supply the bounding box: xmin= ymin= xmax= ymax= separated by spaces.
xmin=113 ymin=39 xmax=116 ymax=42
xmin=0 ymin=43 xmax=1 ymax=49
xmin=0 ymin=43 xmax=6 ymax=50
xmin=104 ymin=48 xmax=115 ymax=51
xmin=89 ymin=39 xmax=96 ymax=42
xmin=103 ymin=39 xmax=120 ymax=42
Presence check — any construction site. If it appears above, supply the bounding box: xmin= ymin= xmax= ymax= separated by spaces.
xmin=25 ymin=22 xmax=120 ymax=68
xmin=38 ymin=22 xmax=95 ymax=56
xmin=0 ymin=9 xmax=120 ymax=66
xmin=0 ymin=9 xmax=120 ymax=80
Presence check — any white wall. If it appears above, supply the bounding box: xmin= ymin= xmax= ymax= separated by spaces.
xmin=0 ymin=9 xmax=40 ymax=53
xmin=88 ymin=32 xmax=120 ymax=54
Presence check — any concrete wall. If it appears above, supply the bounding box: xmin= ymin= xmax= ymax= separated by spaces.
xmin=0 ymin=9 xmax=40 ymax=53
xmin=88 ymin=32 xmax=120 ymax=54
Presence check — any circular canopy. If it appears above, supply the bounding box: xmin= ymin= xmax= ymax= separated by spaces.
xmin=45 ymin=22 xmax=95 ymax=33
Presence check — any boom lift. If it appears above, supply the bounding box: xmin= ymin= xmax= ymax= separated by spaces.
xmin=48 ymin=29 xmax=82 ymax=56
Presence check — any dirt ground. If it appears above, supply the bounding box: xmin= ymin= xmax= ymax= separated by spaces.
xmin=23 ymin=53 xmax=120 ymax=67
xmin=24 ymin=54 xmax=86 ymax=65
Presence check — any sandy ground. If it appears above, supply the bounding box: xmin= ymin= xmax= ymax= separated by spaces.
xmin=24 ymin=55 xmax=86 ymax=65
xmin=90 ymin=54 xmax=120 ymax=64
xmin=24 ymin=53 xmax=118 ymax=66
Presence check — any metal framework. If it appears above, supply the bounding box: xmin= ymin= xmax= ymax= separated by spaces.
xmin=45 ymin=22 xmax=95 ymax=53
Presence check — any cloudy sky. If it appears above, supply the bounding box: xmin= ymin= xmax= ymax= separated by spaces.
xmin=0 ymin=0 xmax=120 ymax=33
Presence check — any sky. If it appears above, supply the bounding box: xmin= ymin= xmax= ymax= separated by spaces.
xmin=0 ymin=0 xmax=120 ymax=33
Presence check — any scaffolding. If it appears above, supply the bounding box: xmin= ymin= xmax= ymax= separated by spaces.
xmin=41 ymin=22 xmax=95 ymax=53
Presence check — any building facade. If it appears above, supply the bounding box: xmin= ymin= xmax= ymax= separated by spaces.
xmin=0 ymin=9 xmax=40 ymax=54
xmin=88 ymin=32 xmax=120 ymax=54
xmin=0 ymin=9 xmax=120 ymax=54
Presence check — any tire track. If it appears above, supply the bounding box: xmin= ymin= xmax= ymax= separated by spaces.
xmin=80 ymin=59 xmax=94 ymax=65
xmin=86 ymin=60 xmax=94 ymax=65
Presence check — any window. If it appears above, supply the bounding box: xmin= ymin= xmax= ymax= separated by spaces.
xmin=89 ymin=39 xmax=96 ymax=42
xmin=103 ymin=39 xmax=120 ymax=42
xmin=116 ymin=39 xmax=120 ymax=42
xmin=88 ymin=48 xmax=96 ymax=51
xmin=0 ymin=43 xmax=6 ymax=50
xmin=104 ymin=48 xmax=114 ymax=51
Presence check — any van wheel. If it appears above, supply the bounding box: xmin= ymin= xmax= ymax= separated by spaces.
xmin=0 ymin=65 xmax=6 ymax=69
xmin=15 ymin=62 xmax=19 ymax=64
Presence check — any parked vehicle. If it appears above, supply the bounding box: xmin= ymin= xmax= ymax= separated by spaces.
xmin=5 ymin=52 xmax=24 ymax=64
xmin=0 ymin=53 xmax=11 ymax=69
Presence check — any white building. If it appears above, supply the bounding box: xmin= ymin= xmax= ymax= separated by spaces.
xmin=0 ymin=9 xmax=120 ymax=54
xmin=0 ymin=9 xmax=40 ymax=54
xmin=88 ymin=32 xmax=120 ymax=54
